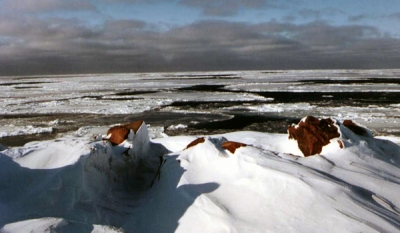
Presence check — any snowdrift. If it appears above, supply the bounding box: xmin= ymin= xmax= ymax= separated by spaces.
xmin=1 ymin=118 xmax=400 ymax=232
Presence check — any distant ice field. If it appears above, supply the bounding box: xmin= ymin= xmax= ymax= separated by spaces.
xmin=1 ymin=69 xmax=399 ymax=146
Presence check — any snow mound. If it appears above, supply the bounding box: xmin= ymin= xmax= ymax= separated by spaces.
xmin=0 ymin=122 xmax=169 ymax=231
xmin=1 ymin=118 xmax=400 ymax=232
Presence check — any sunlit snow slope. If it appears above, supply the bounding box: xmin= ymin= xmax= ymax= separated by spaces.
xmin=1 ymin=120 xmax=400 ymax=232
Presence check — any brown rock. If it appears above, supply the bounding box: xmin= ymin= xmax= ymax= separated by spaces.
xmin=222 ymin=141 xmax=247 ymax=153
xmin=288 ymin=116 xmax=341 ymax=157
xmin=343 ymin=120 xmax=369 ymax=136
xmin=107 ymin=126 xmax=130 ymax=145
xmin=105 ymin=120 xmax=144 ymax=145
xmin=185 ymin=137 xmax=205 ymax=150
xmin=338 ymin=140 xmax=344 ymax=149
xmin=123 ymin=120 xmax=144 ymax=134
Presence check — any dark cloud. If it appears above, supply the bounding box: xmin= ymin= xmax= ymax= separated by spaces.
xmin=348 ymin=14 xmax=369 ymax=22
xmin=0 ymin=17 xmax=399 ymax=75
xmin=298 ymin=9 xmax=322 ymax=19
xmin=388 ymin=12 xmax=400 ymax=20
xmin=98 ymin=0 xmax=166 ymax=3
xmin=1 ymin=0 xmax=95 ymax=13
xmin=298 ymin=8 xmax=346 ymax=20
xmin=290 ymin=22 xmax=381 ymax=48
xmin=282 ymin=14 xmax=296 ymax=22
xmin=179 ymin=0 xmax=274 ymax=16
xmin=103 ymin=20 xmax=147 ymax=33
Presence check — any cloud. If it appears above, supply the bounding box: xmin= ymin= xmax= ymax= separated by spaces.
xmin=298 ymin=8 xmax=322 ymax=19
xmin=0 ymin=17 xmax=399 ymax=75
xmin=348 ymin=14 xmax=369 ymax=22
xmin=1 ymin=0 xmax=95 ymax=13
xmin=178 ymin=0 xmax=273 ymax=16
xmin=298 ymin=8 xmax=346 ymax=20
xmin=99 ymin=0 xmax=167 ymax=3
xmin=103 ymin=19 xmax=147 ymax=32
xmin=388 ymin=12 xmax=400 ymax=20
xmin=291 ymin=22 xmax=381 ymax=48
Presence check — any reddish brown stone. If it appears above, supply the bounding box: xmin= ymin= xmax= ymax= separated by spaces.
xmin=106 ymin=126 xmax=130 ymax=145
xmin=105 ymin=120 xmax=144 ymax=145
xmin=288 ymin=116 xmax=341 ymax=157
xmin=343 ymin=120 xmax=369 ymax=136
xmin=185 ymin=137 xmax=205 ymax=150
xmin=123 ymin=120 xmax=144 ymax=134
xmin=338 ymin=140 xmax=344 ymax=149
xmin=222 ymin=141 xmax=247 ymax=153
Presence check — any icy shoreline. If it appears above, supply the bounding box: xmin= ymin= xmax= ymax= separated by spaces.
xmin=1 ymin=70 xmax=400 ymax=146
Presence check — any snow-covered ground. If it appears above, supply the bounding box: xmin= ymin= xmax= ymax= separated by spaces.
xmin=0 ymin=70 xmax=400 ymax=232
xmin=1 ymin=119 xmax=400 ymax=232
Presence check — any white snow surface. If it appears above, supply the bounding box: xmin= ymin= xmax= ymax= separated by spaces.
xmin=167 ymin=124 xmax=188 ymax=130
xmin=0 ymin=125 xmax=53 ymax=138
xmin=1 ymin=122 xmax=400 ymax=233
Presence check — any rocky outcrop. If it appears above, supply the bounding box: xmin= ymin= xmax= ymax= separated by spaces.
xmin=123 ymin=120 xmax=144 ymax=134
xmin=185 ymin=137 xmax=206 ymax=150
xmin=342 ymin=120 xmax=370 ymax=137
xmin=185 ymin=137 xmax=246 ymax=154
xmin=99 ymin=120 xmax=169 ymax=188
xmin=222 ymin=141 xmax=247 ymax=153
xmin=288 ymin=116 xmax=341 ymax=157
xmin=105 ymin=120 xmax=144 ymax=145
xmin=106 ymin=126 xmax=130 ymax=145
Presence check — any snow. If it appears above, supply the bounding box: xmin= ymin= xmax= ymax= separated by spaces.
xmin=235 ymin=102 xmax=315 ymax=113
xmin=1 ymin=121 xmax=400 ymax=232
xmin=13 ymin=137 xmax=89 ymax=169
xmin=0 ymin=125 xmax=53 ymax=138
xmin=0 ymin=218 xmax=124 ymax=233
xmin=167 ymin=124 xmax=188 ymax=130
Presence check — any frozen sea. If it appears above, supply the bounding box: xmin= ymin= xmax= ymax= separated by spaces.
xmin=1 ymin=69 xmax=399 ymax=147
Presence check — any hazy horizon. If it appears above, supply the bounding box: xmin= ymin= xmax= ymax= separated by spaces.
xmin=3 ymin=68 xmax=400 ymax=78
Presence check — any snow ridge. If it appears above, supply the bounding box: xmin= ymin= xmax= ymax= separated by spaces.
xmin=1 ymin=119 xmax=400 ymax=232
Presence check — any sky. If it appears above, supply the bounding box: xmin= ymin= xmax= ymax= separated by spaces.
xmin=1 ymin=0 xmax=400 ymax=75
